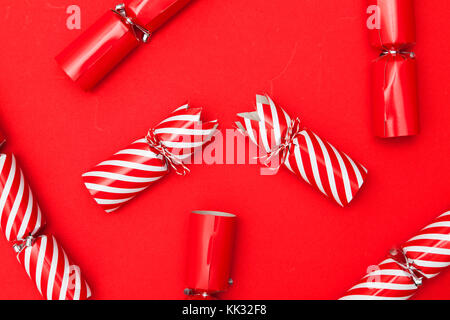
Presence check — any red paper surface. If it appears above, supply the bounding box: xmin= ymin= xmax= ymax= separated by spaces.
xmin=0 ymin=0 xmax=449 ymax=300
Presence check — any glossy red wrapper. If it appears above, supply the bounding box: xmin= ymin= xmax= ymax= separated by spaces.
xmin=185 ymin=211 xmax=236 ymax=299
xmin=371 ymin=52 xmax=419 ymax=138
xmin=368 ymin=0 xmax=416 ymax=50
xmin=367 ymin=0 xmax=418 ymax=138
xmin=56 ymin=0 xmax=192 ymax=90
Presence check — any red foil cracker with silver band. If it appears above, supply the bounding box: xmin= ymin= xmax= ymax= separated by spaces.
xmin=368 ymin=0 xmax=419 ymax=137
xmin=82 ymin=105 xmax=218 ymax=213
xmin=55 ymin=0 xmax=192 ymax=90
xmin=340 ymin=210 xmax=450 ymax=300
xmin=184 ymin=211 xmax=236 ymax=300
xmin=236 ymin=95 xmax=368 ymax=207
xmin=0 ymin=153 xmax=91 ymax=300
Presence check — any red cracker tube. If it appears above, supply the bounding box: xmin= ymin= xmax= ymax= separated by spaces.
xmin=185 ymin=211 xmax=236 ymax=300
xmin=82 ymin=105 xmax=218 ymax=213
xmin=236 ymin=95 xmax=368 ymax=207
xmin=368 ymin=0 xmax=416 ymax=50
xmin=340 ymin=211 xmax=450 ymax=300
xmin=0 ymin=153 xmax=90 ymax=300
xmin=367 ymin=0 xmax=419 ymax=137
xmin=372 ymin=52 xmax=419 ymax=137
xmin=56 ymin=0 xmax=192 ymax=90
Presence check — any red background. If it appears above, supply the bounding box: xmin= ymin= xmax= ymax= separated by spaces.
xmin=0 ymin=0 xmax=449 ymax=300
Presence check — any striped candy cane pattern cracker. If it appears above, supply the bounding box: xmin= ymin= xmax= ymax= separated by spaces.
xmin=341 ymin=211 xmax=450 ymax=300
xmin=0 ymin=153 xmax=91 ymax=300
xmin=82 ymin=104 xmax=218 ymax=213
xmin=17 ymin=234 xmax=91 ymax=300
xmin=236 ymin=95 xmax=367 ymax=207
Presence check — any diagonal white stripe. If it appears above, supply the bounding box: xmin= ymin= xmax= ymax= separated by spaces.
xmin=161 ymin=140 xmax=206 ymax=149
xmin=422 ymin=221 xmax=450 ymax=230
xmin=343 ymin=152 xmax=364 ymax=188
xmin=36 ymin=236 xmax=48 ymax=295
xmin=31 ymin=206 xmax=43 ymax=237
xmin=74 ymin=265 xmax=81 ymax=300
xmin=300 ymin=131 xmax=326 ymax=196
xmin=410 ymin=259 xmax=450 ymax=268
xmin=328 ymin=142 xmax=353 ymax=203
xmin=349 ymin=281 xmax=417 ymax=291
xmin=5 ymin=170 xmax=25 ymax=241
xmin=82 ymin=171 xmax=162 ymax=183
xmin=0 ymin=154 xmax=6 ymax=175
xmin=379 ymin=258 xmax=397 ymax=265
xmin=292 ymin=139 xmax=310 ymax=184
xmin=16 ymin=185 xmax=34 ymax=240
xmin=172 ymin=104 xmax=189 ymax=112
xmin=313 ymin=133 xmax=343 ymax=206
xmin=407 ymin=233 xmax=450 ymax=242
xmin=115 ymin=149 xmax=160 ymax=159
xmin=94 ymin=197 xmax=135 ymax=205
xmin=94 ymin=160 xmax=167 ymax=172
xmin=47 ymin=236 xmax=59 ymax=300
xmin=59 ymin=251 xmax=70 ymax=300
xmin=84 ymin=183 xmax=148 ymax=194
xmin=0 ymin=155 xmax=17 ymax=223
xmin=24 ymin=246 xmax=32 ymax=277
xmin=362 ymin=269 xmax=410 ymax=278
xmin=154 ymin=128 xmax=216 ymax=136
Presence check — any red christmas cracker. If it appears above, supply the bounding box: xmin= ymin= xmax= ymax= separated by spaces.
xmin=56 ymin=0 xmax=192 ymax=90
xmin=82 ymin=105 xmax=218 ymax=213
xmin=0 ymin=153 xmax=90 ymax=300
xmin=368 ymin=0 xmax=419 ymax=137
xmin=341 ymin=211 xmax=450 ymax=300
xmin=184 ymin=211 xmax=236 ymax=300
xmin=16 ymin=234 xmax=91 ymax=300
xmin=236 ymin=95 xmax=367 ymax=207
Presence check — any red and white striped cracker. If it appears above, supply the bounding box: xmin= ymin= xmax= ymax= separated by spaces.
xmin=341 ymin=211 xmax=450 ymax=300
xmin=152 ymin=104 xmax=218 ymax=160
xmin=403 ymin=211 xmax=450 ymax=278
xmin=17 ymin=234 xmax=91 ymax=300
xmin=340 ymin=258 xmax=418 ymax=300
xmin=0 ymin=153 xmax=45 ymax=242
xmin=236 ymin=95 xmax=367 ymax=207
xmin=82 ymin=104 xmax=218 ymax=213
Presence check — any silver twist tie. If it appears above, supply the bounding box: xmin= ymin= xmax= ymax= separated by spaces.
xmin=13 ymin=236 xmax=35 ymax=253
xmin=184 ymin=288 xmax=193 ymax=295
xmin=183 ymin=289 xmax=211 ymax=298
xmin=390 ymin=248 xmax=424 ymax=287
xmin=381 ymin=50 xmax=415 ymax=59
xmin=112 ymin=3 xmax=151 ymax=43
